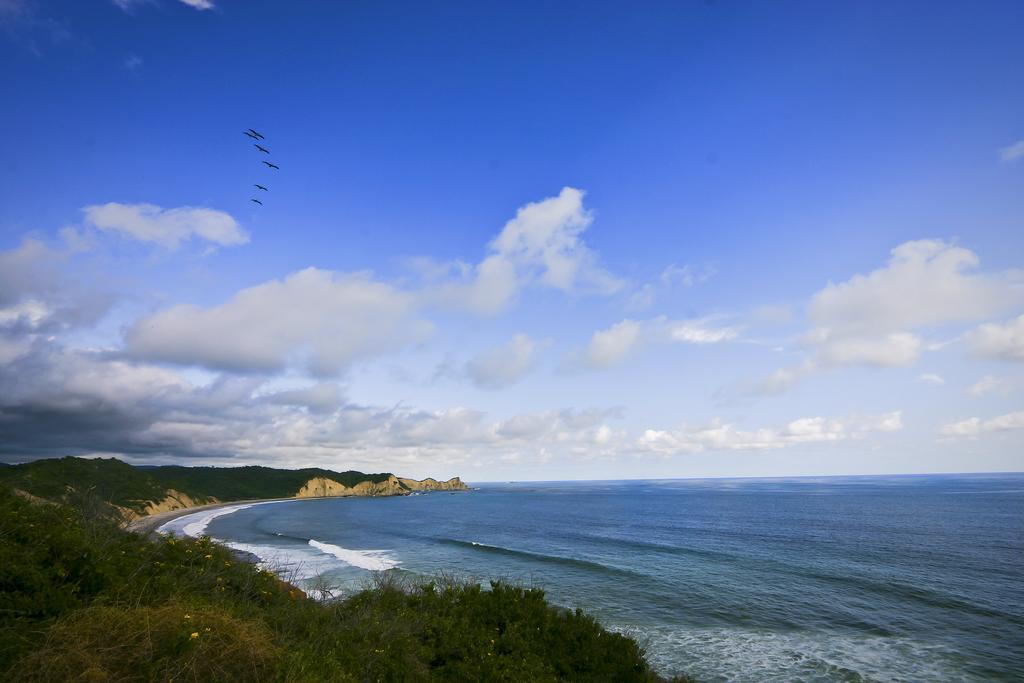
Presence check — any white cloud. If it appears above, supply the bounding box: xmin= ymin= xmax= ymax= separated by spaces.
xmin=967 ymin=375 xmax=1010 ymax=397
xmin=437 ymin=187 xmax=622 ymax=315
xmin=584 ymin=319 xmax=643 ymax=368
xmin=127 ymin=268 xmax=431 ymax=376
xmin=816 ymin=332 xmax=922 ymax=367
xmin=966 ymin=314 xmax=1024 ymax=361
xmin=667 ymin=319 xmax=738 ymax=344
xmin=918 ymin=373 xmax=945 ymax=385
xmin=940 ymin=410 xmax=1024 ymax=437
xmin=758 ymin=239 xmax=1024 ymax=392
xmin=637 ymin=411 xmax=903 ymax=455
xmin=581 ymin=316 xmax=738 ymax=369
xmin=490 ymin=187 xmax=620 ymax=294
xmin=810 ymin=240 xmax=1019 ymax=338
xmin=465 ymin=333 xmax=540 ymax=389
xmin=82 ymin=203 xmax=248 ymax=249
xmin=999 ymin=140 xmax=1024 ymax=163
xmin=179 ymin=0 xmax=214 ymax=8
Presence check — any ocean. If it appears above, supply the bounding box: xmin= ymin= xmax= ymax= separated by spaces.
xmin=158 ymin=474 xmax=1024 ymax=681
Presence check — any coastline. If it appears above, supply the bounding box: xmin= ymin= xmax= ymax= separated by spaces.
xmin=125 ymin=496 xmax=298 ymax=537
xmin=126 ymin=486 xmax=474 ymax=537
xmin=135 ymin=495 xmax=407 ymax=579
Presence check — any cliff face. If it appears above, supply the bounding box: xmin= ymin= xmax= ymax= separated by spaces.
xmin=141 ymin=489 xmax=217 ymax=517
xmin=295 ymin=475 xmax=469 ymax=498
xmin=294 ymin=475 xmax=408 ymax=499
xmin=398 ymin=477 xmax=469 ymax=492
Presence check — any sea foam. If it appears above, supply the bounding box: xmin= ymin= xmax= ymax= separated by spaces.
xmin=308 ymin=539 xmax=400 ymax=571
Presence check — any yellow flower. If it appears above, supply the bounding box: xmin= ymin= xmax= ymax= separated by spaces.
xmin=190 ymin=632 xmax=199 ymax=639
xmin=184 ymin=615 xmax=191 ymax=620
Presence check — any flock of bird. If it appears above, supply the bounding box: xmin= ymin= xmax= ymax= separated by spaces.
xmin=243 ymin=128 xmax=278 ymax=206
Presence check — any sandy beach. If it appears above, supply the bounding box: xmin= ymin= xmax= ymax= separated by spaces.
xmin=125 ymin=497 xmax=297 ymax=536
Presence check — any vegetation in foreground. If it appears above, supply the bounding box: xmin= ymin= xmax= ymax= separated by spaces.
xmin=0 ymin=487 xmax=687 ymax=681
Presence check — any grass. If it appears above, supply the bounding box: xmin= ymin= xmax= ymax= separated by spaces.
xmin=0 ymin=486 xmax=690 ymax=681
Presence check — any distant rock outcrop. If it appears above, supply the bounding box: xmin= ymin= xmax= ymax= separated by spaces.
xmin=399 ymin=477 xmax=469 ymax=492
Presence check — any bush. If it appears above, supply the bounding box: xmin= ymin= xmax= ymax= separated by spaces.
xmin=12 ymin=605 xmax=279 ymax=682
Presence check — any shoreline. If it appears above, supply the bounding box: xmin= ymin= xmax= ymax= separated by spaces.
xmin=132 ymin=495 xmax=408 ymax=578
xmin=126 ymin=487 xmax=474 ymax=537
xmin=125 ymin=496 xmax=300 ymax=537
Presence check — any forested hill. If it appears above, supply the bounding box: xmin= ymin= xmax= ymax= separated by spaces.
xmin=0 ymin=457 xmax=461 ymax=516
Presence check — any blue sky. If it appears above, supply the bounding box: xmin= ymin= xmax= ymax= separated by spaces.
xmin=1 ymin=0 xmax=1022 ymax=480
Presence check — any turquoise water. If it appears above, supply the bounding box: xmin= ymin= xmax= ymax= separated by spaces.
xmin=161 ymin=474 xmax=1024 ymax=681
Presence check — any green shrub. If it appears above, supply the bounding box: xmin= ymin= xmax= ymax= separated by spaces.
xmin=12 ymin=604 xmax=279 ymax=682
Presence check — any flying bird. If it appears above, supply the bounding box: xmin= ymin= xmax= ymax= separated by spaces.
xmin=255 ymin=144 xmax=270 ymax=154
xmin=254 ymin=184 xmax=268 ymax=191
xmin=262 ymin=161 xmax=279 ymax=169
xmin=248 ymin=128 xmax=265 ymax=140
xmin=250 ymin=198 xmax=263 ymax=205
xmin=243 ymin=130 xmax=259 ymax=140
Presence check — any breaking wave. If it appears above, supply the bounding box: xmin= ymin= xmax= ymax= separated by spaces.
xmin=308 ymin=539 xmax=400 ymax=571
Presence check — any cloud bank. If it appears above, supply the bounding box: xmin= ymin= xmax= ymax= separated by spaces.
xmin=638 ymin=412 xmax=903 ymax=455
xmin=940 ymin=410 xmax=1024 ymax=437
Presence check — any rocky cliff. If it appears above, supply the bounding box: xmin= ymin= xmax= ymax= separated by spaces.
xmin=142 ymin=489 xmax=217 ymax=516
xmin=294 ymin=474 xmax=469 ymax=498
xmin=295 ymin=474 xmax=408 ymax=498
xmin=398 ymin=476 xmax=469 ymax=492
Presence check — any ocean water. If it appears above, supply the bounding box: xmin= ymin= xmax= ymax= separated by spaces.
xmin=159 ymin=475 xmax=1024 ymax=681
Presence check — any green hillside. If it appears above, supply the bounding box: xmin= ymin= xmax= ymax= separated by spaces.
xmin=0 ymin=457 xmax=169 ymax=512
xmin=140 ymin=464 xmax=394 ymax=502
xmin=0 ymin=487 xmax=685 ymax=681
xmin=0 ymin=457 xmax=398 ymax=514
